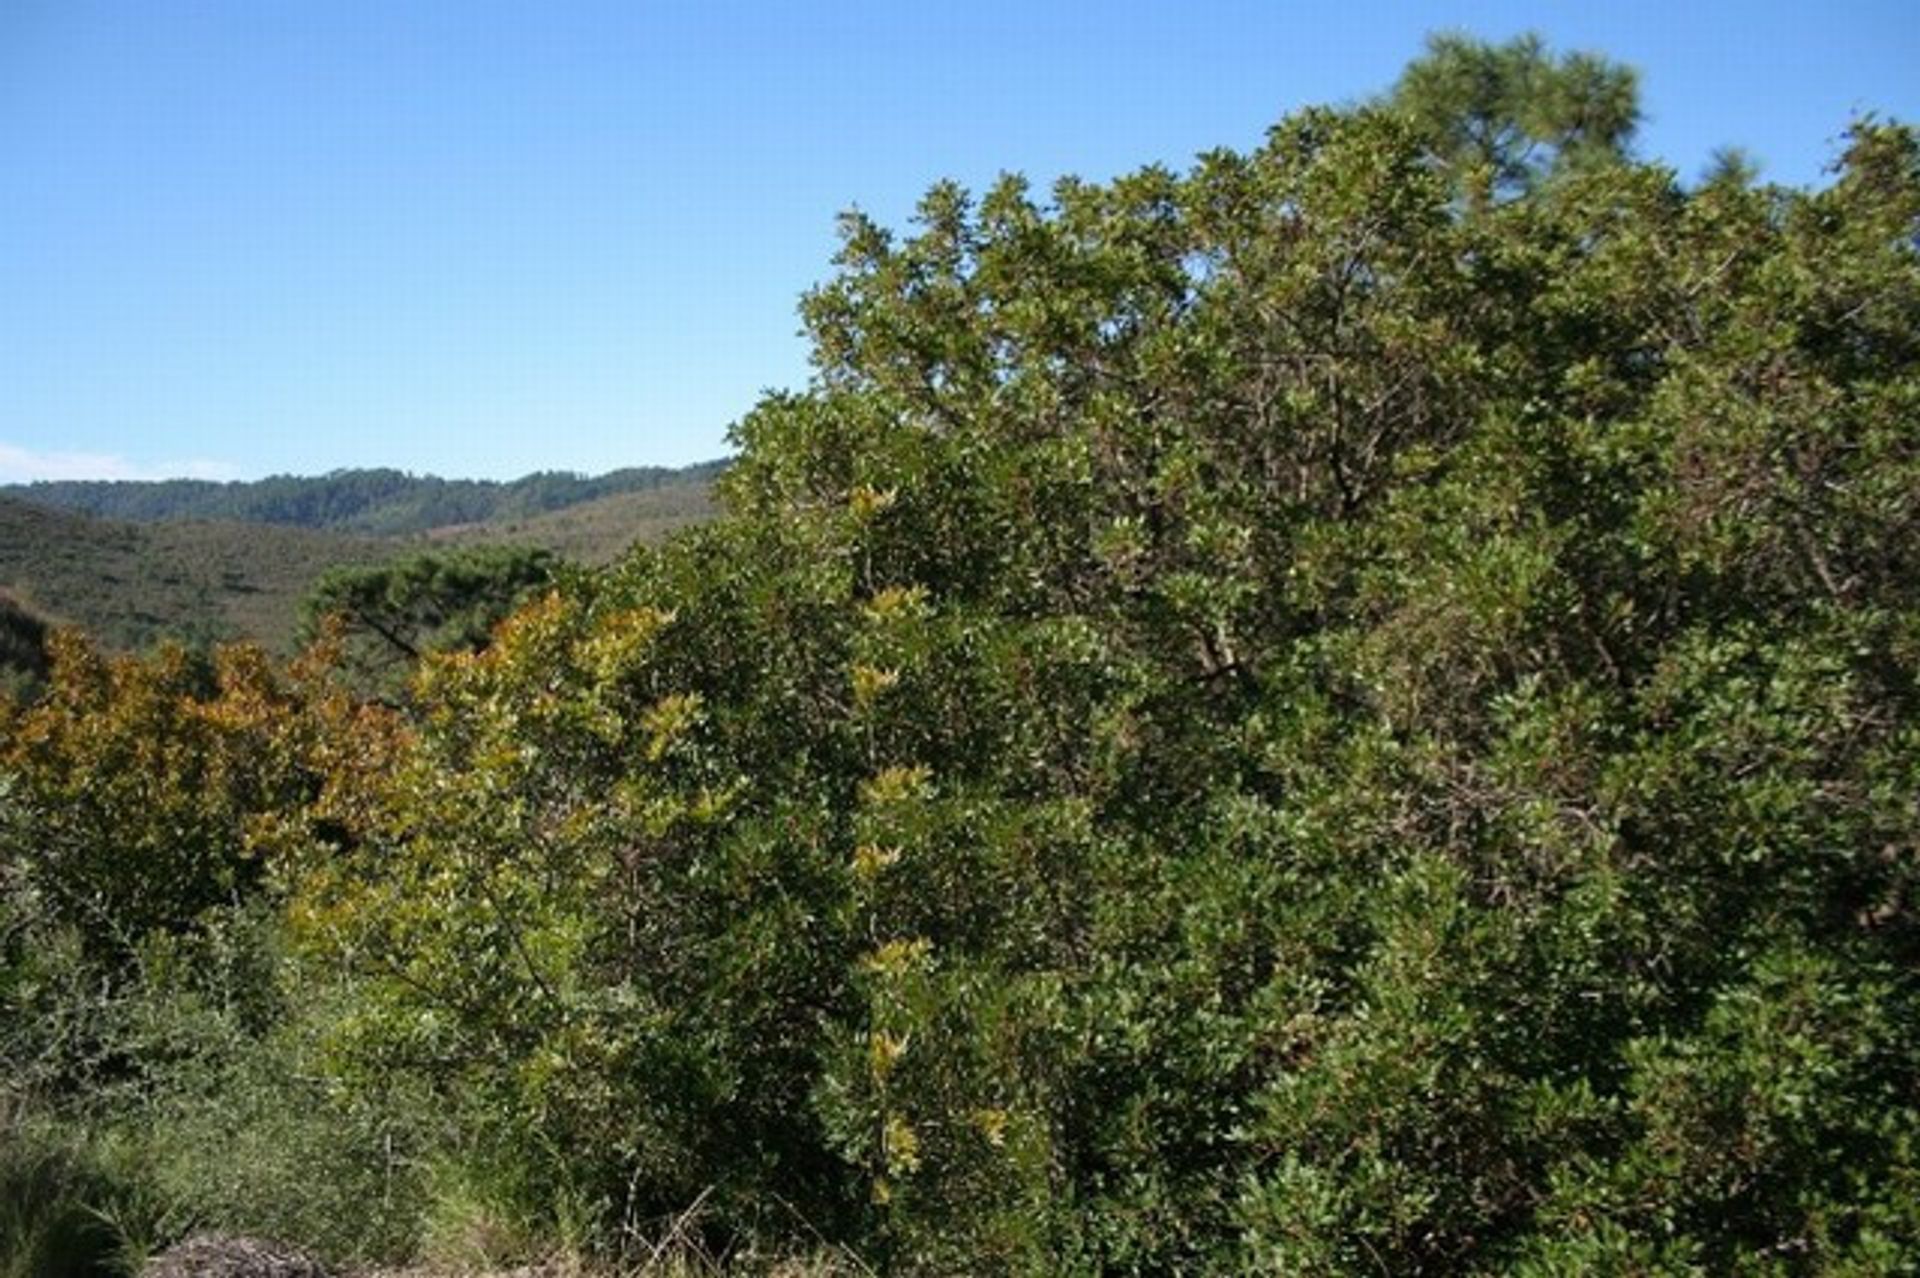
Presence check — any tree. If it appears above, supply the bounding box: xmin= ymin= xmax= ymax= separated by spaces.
xmin=0 ymin=591 xmax=50 ymax=701
xmin=299 ymin=544 xmax=558 ymax=691
xmin=1387 ymin=32 xmax=1641 ymax=205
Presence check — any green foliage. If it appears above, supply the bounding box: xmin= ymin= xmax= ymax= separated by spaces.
xmin=0 ymin=592 xmax=50 ymax=702
xmin=299 ymin=544 xmax=560 ymax=690
xmin=292 ymin=101 xmax=1919 ymax=1270
xmin=4 ymin=42 xmax=1918 ymax=1275
xmin=0 ymin=632 xmax=422 ymax=1271
xmin=107 ymin=941 xmax=432 ymax=1262
xmin=0 ymin=1108 xmax=138 ymax=1278
xmin=1388 ymin=31 xmax=1641 ymax=205
xmin=0 ymin=916 xmax=430 ymax=1273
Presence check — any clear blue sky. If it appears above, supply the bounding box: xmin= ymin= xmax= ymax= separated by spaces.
xmin=3 ymin=2 xmax=1915 ymax=483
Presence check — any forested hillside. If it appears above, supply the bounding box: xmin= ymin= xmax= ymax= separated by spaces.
xmin=3 ymin=37 xmax=1916 ymax=1276
xmin=5 ymin=459 xmax=722 ymax=536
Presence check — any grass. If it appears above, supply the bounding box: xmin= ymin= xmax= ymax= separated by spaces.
xmin=0 ymin=1104 xmax=151 ymax=1278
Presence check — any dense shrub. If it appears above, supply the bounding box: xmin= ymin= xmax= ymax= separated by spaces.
xmin=0 ymin=636 xmax=416 ymax=1270
xmin=289 ymin=100 xmax=1920 ymax=1271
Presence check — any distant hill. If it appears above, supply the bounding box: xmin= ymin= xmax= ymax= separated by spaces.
xmin=3 ymin=459 xmax=725 ymax=537
xmin=0 ymin=462 xmax=723 ymax=655
xmin=0 ymin=495 xmax=398 ymax=653
xmin=429 ymin=480 xmax=718 ymax=564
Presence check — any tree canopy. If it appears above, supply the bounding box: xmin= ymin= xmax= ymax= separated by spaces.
xmin=299 ymin=544 xmax=560 ymax=688
xmin=1387 ymin=32 xmax=1641 ymax=204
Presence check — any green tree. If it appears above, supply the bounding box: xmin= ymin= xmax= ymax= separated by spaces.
xmin=299 ymin=544 xmax=558 ymax=690
xmin=295 ymin=97 xmax=1920 ymax=1270
xmin=1387 ymin=31 xmax=1641 ymax=205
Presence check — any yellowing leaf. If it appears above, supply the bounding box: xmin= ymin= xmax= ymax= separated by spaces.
xmin=971 ymin=1107 xmax=1010 ymax=1148
xmin=883 ymin=1113 xmax=921 ymax=1175
xmin=862 ymin=937 xmax=933 ymax=977
xmin=868 ymin=1029 xmax=910 ymax=1079
xmin=851 ymin=842 xmax=902 ymax=880
xmin=641 ymin=692 xmax=705 ymax=761
xmin=862 ymin=585 xmax=930 ymax=623
xmin=850 ymin=663 xmax=901 ymax=708
xmin=848 ymin=483 xmax=899 ymax=520
xmin=860 ymin=764 xmax=932 ymax=806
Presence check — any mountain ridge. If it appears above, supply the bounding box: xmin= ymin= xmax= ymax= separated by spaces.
xmin=3 ymin=458 xmax=725 ymax=536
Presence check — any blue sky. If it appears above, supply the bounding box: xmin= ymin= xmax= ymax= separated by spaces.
xmin=2 ymin=2 xmax=1915 ymax=483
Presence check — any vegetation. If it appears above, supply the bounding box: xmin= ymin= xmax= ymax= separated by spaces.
xmin=0 ymin=496 xmax=393 ymax=653
xmin=430 ymin=481 xmax=719 ymax=565
xmin=0 ymin=469 xmax=715 ymax=657
xmin=1389 ymin=31 xmax=1641 ymax=205
xmin=6 ymin=461 xmax=723 ymax=537
xmin=300 ymin=545 xmax=561 ymax=692
xmin=4 ymin=35 xmax=1917 ymax=1275
xmin=0 ymin=593 xmax=51 ymax=702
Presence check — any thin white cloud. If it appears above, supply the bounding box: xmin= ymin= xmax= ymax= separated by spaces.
xmin=0 ymin=442 xmax=240 ymax=484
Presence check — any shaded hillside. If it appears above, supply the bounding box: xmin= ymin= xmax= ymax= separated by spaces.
xmin=0 ymin=590 xmax=51 ymax=698
xmin=4 ymin=459 xmax=724 ymax=536
xmin=0 ymin=496 xmax=398 ymax=652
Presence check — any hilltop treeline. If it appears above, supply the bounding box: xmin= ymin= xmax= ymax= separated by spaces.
xmin=3 ymin=38 xmax=1917 ymax=1275
xmin=7 ymin=459 xmax=723 ymax=537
